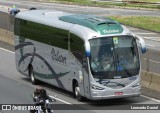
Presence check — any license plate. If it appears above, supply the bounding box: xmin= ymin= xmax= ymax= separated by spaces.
xmin=115 ymin=92 xmax=123 ymax=96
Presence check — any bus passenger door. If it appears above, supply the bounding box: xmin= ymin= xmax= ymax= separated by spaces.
xmin=82 ymin=57 xmax=91 ymax=99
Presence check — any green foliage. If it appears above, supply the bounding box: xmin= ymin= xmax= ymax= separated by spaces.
xmin=108 ymin=16 xmax=160 ymax=32
xmin=124 ymin=0 xmax=160 ymax=2
xmin=47 ymin=0 xmax=160 ymax=9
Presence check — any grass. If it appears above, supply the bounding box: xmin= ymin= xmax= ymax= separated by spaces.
xmin=123 ymin=0 xmax=160 ymax=3
xmin=34 ymin=0 xmax=160 ymax=32
xmin=42 ymin=0 xmax=160 ymax=10
xmin=47 ymin=0 xmax=160 ymax=2
xmin=108 ymin=16 xmax=160 ymax=32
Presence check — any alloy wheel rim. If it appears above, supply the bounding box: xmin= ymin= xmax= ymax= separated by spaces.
xmin=31 ymin=72 xmax=34 ymax=82
xmin=75 ymin=87 xmax=79 ymax=97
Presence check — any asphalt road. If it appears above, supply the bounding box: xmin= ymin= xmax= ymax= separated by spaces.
xmin=0 ymin=47 xmax=94 ymax=113
xmin=0 ymin=44 xmax=160 ymax=113
xmin=0 ymin=0 xmax=160 ymax=16
xmin=0 ymin=1 xmax=160 ymax=113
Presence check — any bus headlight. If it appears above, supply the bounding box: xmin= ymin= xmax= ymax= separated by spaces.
xmin=131 ymin=82 xmax=141 ymax=88
xmin=91 ymin=85 xmax=105 ymax=90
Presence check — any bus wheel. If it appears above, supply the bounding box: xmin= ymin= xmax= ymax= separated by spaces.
xmin=29 ymin=66 xmax=38 ymax=85
xmin=74 ymin=82 xmax=83 ymax=101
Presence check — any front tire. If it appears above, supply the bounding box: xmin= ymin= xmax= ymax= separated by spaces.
xmin=74 ymin=82 xmax=83 ymax=101
xmin=29 ymin=66 xmax=38 ymax=85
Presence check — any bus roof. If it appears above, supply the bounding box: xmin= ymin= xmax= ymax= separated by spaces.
xmin=16 ymin=10 xmax=132 ymax=40
xmin=59 ymin=14 xmax=123 ymax=35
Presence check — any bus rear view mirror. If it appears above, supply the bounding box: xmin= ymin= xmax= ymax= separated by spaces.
xmin=135 ymin=35 xmax=146 ymax=54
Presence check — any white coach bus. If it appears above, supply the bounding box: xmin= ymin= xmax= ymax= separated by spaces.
xmin=14 ymin=10 xmax=146 ymax=101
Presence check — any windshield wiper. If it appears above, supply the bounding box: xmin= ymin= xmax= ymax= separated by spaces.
xmin=122 ymin=66 xmax=133 ymax=77
xmin=101 ymin=80 xmax=126 ymax=87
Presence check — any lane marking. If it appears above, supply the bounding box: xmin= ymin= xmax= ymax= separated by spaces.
xmin=149 ymin=59 xmax=160 ymax=64
xmin=49 ymin=95 xmax=72 ymax=105
xmin=141 ymin=95 xmax=160 ymax=103
xmin=143 ymin=58 xmax=160 ymax=64
xmin=143 ymin=37 xmax=160 ymax=39
xmin=135 ymin=33 xmax=158 ymax=35
xmin=1 ymin=47 xmax=160 ymax=104
xmin=143 ymin=37 xmax=160 ymax=41
xmin=0 ymin=47 xmax=15 ymax=54
xmin=145 ymin=44 xmax=155 ymax=47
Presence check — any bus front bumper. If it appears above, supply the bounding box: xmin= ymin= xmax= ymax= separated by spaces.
xmin=90 ymin=86 xmax=141 ymax=100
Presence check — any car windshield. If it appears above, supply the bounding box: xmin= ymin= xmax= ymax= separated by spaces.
xmin=89 ymin=36 xmax=140 ymax=79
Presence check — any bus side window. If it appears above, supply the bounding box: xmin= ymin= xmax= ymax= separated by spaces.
xmin=17 ymin=19 xmax=68 ymax=50
xmin=70 ymin=33 xmax=85 ymax=64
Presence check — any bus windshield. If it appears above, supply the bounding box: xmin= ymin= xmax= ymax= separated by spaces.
xmin=89 ymin=36 xmax=140 ymax=79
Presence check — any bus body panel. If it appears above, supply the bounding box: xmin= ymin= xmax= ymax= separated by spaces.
xmin=15 ymin=36 xmax=70 ymax=90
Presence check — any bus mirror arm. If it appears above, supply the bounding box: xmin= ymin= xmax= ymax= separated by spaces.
xmin=135 ymin=35 xmax=146 ymax=54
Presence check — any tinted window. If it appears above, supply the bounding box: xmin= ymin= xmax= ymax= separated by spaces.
xmin=70 ymin=33 xmax=85 ymax=64
xmin=14 ymin=18 xmax=68 ymax=49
